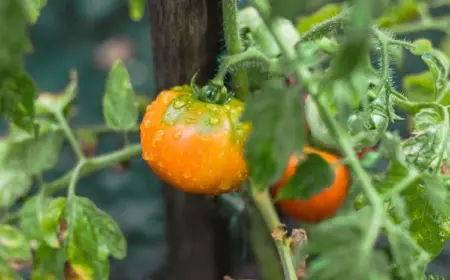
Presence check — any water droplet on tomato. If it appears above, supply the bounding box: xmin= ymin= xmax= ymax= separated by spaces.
xmin=440 ymin=231 xmax=446 ymax=237
xmin=143 ymin=120 xmax=152 ymax=128
xmin=152 ymin=130 xmax=165 ymax=147
xmin=173 ymin=100 xmax=186 ymax=109
xmin=209 ymin=117 xmax=220 ymax=125
xmin=173 ymin=130 xmax=183 ymax=140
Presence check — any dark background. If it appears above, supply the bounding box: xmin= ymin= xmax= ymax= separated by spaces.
xmin=6 ymin=0 xmax=448 ymax=279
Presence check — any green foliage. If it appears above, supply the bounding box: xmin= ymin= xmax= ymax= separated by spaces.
xmin=0 ymin=0 xmax=48 ymax=133
xmin=243 ymin=78 xmax=306 ymax=190
xmin=0 ymin=224 xmax=32 ymax=279
xmin=103 ymin=60 xmax=139 ymax=132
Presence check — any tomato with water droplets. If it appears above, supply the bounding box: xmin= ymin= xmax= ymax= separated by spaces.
xmin=140 ymin=85 xmax=250 ymax=195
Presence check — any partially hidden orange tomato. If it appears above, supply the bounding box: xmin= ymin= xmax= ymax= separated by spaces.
xmin=140 ymin=85 xmax=250 ymax=195
xmin=272 ymin=146 xmax=350 ymax=223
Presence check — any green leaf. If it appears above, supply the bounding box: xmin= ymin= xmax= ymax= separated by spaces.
xmin=103 ymin=60 xmax=138 ymax=132
xmin=31 ymin=243 xmax=66 ymax=280
xmin=0 ymin=168 xmax=32 ymax=208
xmin=2 ymin=120 xmax=64 ymax=175
xmin=41 ymin=197 xmax=67 ymax=248
xmin=0 ymin=73 xmax=37 ymax=133
xmin=0 ymin=0 xmax=37 ymax=132
xmin=402 ymin=181 xmax=450 ymax=258
xmin=0 ymin=224 xmax=32 ymax=262
xmin=422 ymin=51 xmax=449 ymax=98
xmin=69 ymin=196 xmax=126 ymax=261
xmin=296 ymin=4 xmax=342 ymax=34
xmin=276 ymin=154 xmax=334 ymax=200
xmin=20 ymin=195 xmax=53 ymax=241
xmin=242 ymin=78 xmax=306 ymax=189
xmin=19 ymin=0 xmax=48 ymax=24
xmin=63 ymin=196 xmax=126 ymax=279
xmin=128 ymin=0 xmax=145 ymax=21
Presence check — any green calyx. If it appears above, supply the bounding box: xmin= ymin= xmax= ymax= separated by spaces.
xmin=190 ymin=73 xmax=234 ymax=105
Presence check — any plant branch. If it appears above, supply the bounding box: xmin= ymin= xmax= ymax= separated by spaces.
xmin=251 ymin=187 xmax=298 ymax=280
xmin=222 ymin=0 xmax=250 ymax=101
xmin=43 ymin=143 xmax=142 ymax=195
xmin=55 ymin=111 xmax=85 ymax=161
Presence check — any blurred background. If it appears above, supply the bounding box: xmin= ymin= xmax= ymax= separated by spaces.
xmin=4 ymin=0 xmax=448 ymax=279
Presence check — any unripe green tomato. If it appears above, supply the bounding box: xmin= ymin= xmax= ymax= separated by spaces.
xmin=305 ymin=95 xmax=340 ymax=149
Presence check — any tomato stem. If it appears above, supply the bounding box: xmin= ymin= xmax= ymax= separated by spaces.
xmin=222 ymin=0 xmax=250 ymax=101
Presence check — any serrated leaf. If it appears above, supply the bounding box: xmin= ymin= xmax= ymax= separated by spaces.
xmin=0 ymin=168 xmax=32 ymax=208
xmin=63 ymin=196 xmax=125 ymax=279
xmin=402 ymin=182 xmax=450 ymax=258
xmin=69 ymin=196 xmax=126 ymax=261
xmin=242 ymin=78 xmax=305 ymax=189
xmin=19 ymin=0 xmax=48 ymax=24
xmin=103 ymin=60 xmax=138 ymax=131
xmin=422 ymin=51 xmax=449 ymax=98
xmin=128 ymin=0 xmax=145 ymax=21
xmin=3 ymin=120 xmax=64 ymax=175
xmin=276 ymin=154 xmax=333 ymax=200
xmin=0 ymin=225 xmax=32 ymax=262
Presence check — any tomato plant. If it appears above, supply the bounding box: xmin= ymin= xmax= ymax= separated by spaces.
xmin=1 ymin=0 xmax=450 ymax=279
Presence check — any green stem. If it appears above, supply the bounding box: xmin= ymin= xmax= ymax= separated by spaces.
xmin=0 ymin=143 xmax=142 ymax=225
xmin=251 ymin=187 xmax=298 ymax=280
xmin=55 ymin=111 xmax=85 ymax=161
xmin=212 ymin=47 xmax=276 ymax=85
xmin=222 ymin=0 xmax=250 ymax=101
xmin=43 ymin=144 xmax=142 ymax=195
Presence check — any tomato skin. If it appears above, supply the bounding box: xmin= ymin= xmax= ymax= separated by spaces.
xmin=140 ymin=85 xmax=250 ymax=195
xmin=273 ymin=146 xmax=350 ymax=223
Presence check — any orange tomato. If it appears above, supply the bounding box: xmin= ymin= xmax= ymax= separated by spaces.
xmin=273 ymin=146 xmax=350 ymax=222
xmin=140 ymin=85 xmax=250 ymax=195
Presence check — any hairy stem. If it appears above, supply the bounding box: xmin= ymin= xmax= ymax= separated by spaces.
xmin=212 ymin=47 xmax=276 ymax=84
xmin=222 ymin=0 xmax=250 ymax=101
